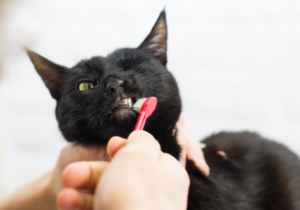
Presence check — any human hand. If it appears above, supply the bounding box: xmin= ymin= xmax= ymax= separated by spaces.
xmin=58 ymin=131 xmax=190 ymax=210
xmin=56 ymin=138 xmax=126 ymax=210
xmin=95 ymin=131 xmax=190 ymax=210
xmin=47 ymin=143 xmax=109 ymax=209
xmin=176 ymin=117 xmax=210 ymax=176
xmin=0 ymin=143 xmax=109 ymax=210
xmin=55 ymin=118 xmax=208 ymax=209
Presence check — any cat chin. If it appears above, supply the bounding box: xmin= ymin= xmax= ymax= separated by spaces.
xmin=109 ymin=107 xmax=137 ymax=121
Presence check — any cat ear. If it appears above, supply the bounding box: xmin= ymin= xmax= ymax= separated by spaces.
xmin=138 ymin=10 xmax=167 ymax=66
xmin=26 ymin=49 xmax=66 ymax=100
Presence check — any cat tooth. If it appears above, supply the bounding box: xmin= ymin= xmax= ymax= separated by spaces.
xmin=124 ymin=98 xmax=132 ymax=107
xmin=128 ymin=98 xmax=132 ymax=108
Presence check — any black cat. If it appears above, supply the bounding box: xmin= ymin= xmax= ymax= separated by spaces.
xmin=27 ymin=11 xmax=300 ymax=210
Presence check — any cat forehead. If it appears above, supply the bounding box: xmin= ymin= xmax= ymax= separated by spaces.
xmin=74 ymin=48 xmax=151 ymax=70
xmin=108 ymin=48 xmax=150 ymax=60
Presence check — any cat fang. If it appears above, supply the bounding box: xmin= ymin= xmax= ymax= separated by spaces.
xmin=110 ymin=97 xmax=134 ymax=116
xmin=122 ymin=98 xmax=132 ymax=108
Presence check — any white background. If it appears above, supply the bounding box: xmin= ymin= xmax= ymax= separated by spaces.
xmin=1 ymin=0 xmax=300 ymax=197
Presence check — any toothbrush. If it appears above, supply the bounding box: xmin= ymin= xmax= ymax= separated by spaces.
xmin=133 ymin=97 xmax=157 ymax=130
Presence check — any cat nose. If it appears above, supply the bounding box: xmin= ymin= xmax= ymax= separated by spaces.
xmin=105 ymin=78 xmax=124 ymax=94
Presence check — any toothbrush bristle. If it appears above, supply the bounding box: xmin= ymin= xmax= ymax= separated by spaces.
xmin=133 ymin=97 xmax=147 ymax=113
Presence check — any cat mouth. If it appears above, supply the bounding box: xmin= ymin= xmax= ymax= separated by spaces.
xmin=109 ymin=96 xmax=138 ymax=115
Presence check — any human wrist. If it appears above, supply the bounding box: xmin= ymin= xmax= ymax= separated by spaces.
xmin=43 ymin=170 xmax=59 ymax=210
xmin=25 ymin=170 xmax=58 ymax=210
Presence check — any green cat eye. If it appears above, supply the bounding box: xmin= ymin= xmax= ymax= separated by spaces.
xmin=78 ymin=82 xmax=95 ymax=91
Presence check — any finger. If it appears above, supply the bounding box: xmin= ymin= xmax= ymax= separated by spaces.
xmin=176 ymin=122 xmax=189 ymax=168
xmin=176 ymin=123 xmax=210 ymax=176
xmin=200 ymin=143 xmax=206 ymax=149
xmin=125 ymin=130 xmax=161 ymax=158
xmin=178 ymin=149 xmax=187 ymax=168
xmin=194 ymin=158 xmax=210 ymax=176
xmin=175 ymin=123 xmax=188 ymax=149
xmin=62 ymin=161 xmax=108 ymax=189
xmin=107 ymin=136 xmax=127 ymax=159
xmin=186 ymin=141 xmax=210 ymax=176
xmin=58 ymin=144 xmax=109 ymax=169
xmin=57 ymin=188 xmax=94 ymax=210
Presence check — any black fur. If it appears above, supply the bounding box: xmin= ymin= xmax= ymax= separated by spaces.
xmin=27 ymin=10 xmax=300 ymax=210
xmin=188 ymin=132 xmax=300 ymax=209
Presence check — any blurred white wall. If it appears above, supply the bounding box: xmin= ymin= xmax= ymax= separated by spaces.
xmin=1 ymin=0 xmax=300 ymax=197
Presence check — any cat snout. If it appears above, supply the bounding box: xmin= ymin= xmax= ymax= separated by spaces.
xmin=105 ymin=78 xmax=124 ymax=95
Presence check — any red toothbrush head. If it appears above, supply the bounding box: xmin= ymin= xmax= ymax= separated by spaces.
xmin=133 ymin=97 xmax=157 ymax=131
xmin=140 ymin=97 xmax=157 ymax=117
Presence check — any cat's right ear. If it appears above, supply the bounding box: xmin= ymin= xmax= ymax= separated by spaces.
xmin=26 ymin=49 xmax=66 ymax=100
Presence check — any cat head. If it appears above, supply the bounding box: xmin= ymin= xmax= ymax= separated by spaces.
xmin=27 ymin=11 xmax=181 ymax=145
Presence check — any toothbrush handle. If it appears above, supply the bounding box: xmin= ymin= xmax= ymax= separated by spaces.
xmin=134 ymin=111 xmax=147 ymax=130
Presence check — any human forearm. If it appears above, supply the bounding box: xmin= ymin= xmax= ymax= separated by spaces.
xmin=0 ymin=170 xmax=56 ymax=210
xmin=0 ymin=144 xmax=109 ymax=210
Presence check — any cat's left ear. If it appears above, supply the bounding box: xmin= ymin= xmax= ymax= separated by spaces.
xmin=138 ymin=10 xmax=167 ymax=66
xmin=26 ymin=49 xmax=66 ymax=100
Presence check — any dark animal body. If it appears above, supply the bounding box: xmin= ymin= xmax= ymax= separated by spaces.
xmin=27 ymin=11 xmax=300 ymax=210
xmin=188 ymin=132 xmax=300 ymax=209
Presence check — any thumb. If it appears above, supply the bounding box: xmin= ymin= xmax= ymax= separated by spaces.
xmin=107 ymin=136 xmax=127 ymax=159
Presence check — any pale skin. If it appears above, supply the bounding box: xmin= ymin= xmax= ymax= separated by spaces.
xmin=58 ymin=130 xmax=191 ymax=210
xmin=0 ymin=144 xmax=109 ymax=210
xmin=96 ymin=131 xmax=190 ymax=210
xmin=0 ymin=119 xmax=209 ymax=210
